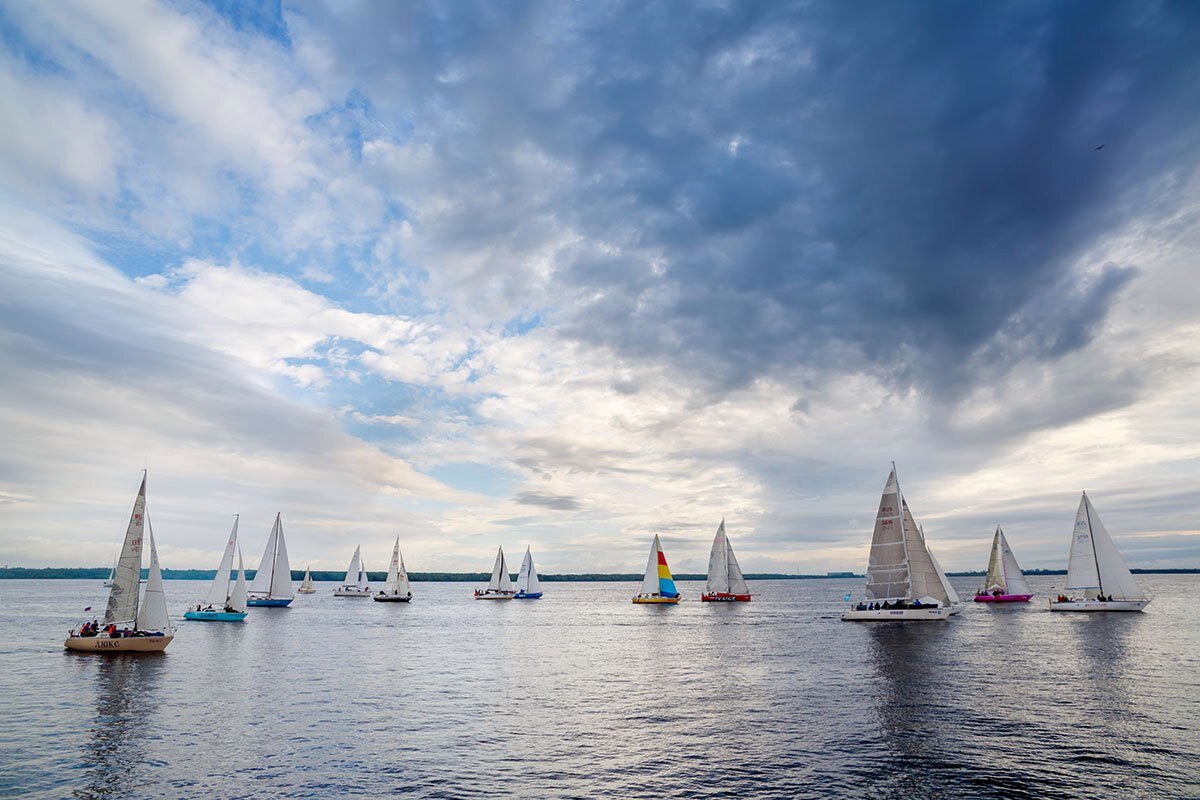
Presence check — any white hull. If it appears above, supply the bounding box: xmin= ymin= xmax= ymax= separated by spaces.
xmin=1050 ymin=599 xmax=1150 ymax=612
xmin=842 ymin=607 xmax=951 ymax=621
xmin=947 ymin=603 xmax=965 ymax=616
xmin=334 ymin=587 xmax=371 ymax=597
xmin=297 ymin=587 xmax=316 ymax=594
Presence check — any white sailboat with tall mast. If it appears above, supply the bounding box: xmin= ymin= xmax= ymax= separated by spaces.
xmin=475 ymin=546 xmax=516 ymax=599
xmin=632 ymin=534 xmax=681 ymax=604
xmin=514 ymin=546 xmax=543 ymax=599
xmin=65 ymin=474 xmax=174 ymax=652
xmin=334 ymin=545 xmax=371 ymax=597
xmin=184 ymin=515 xmax=249 ymax=621
xmin=842 ymin=465 xmax=951 ymax=621
xmin=1050 ymin=493 xmax=1150 ymax=612
xmin=973 ymin=526 xmax=1033 ymax=603
xmin=374 ymin=538 xmax=412 ymax=602
xmin=297 ymin=566 xmax=316 ymax=594
xmin=702 ymin=519 xmax=751 ymax=601
xmin=247 ymin=512 xmax=293 ymax=607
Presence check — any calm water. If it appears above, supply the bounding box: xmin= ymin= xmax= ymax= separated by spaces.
xmin=1 ymin=576 xmax=1198 ymax=799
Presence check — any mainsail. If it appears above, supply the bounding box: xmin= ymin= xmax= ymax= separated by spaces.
xmin=1066 ymin=493 xmax=1144 ymax=600
xmin=104 ymin=475 xmax=147 ymax=624
xmin=706 ymin=520 xmax=749 ymax=596
xmin=516 ymin=546 xmax=542 ymax=595
xmin=640 ymin=535 xmax=679 ymax=597
xmin=864 ymin=467 xmax=944 ymax=603
xmin=300 ymin=568 xmax=314 ymax=591
xmin=488 ymin=546 xmax=514 ymax=592
xmin=203 ymin=516 xmax=239 ymax=607
xmin=984 ymin=527 xmax=1031 ymax=595
xmin=136 ymin=522 xmax=171 ymax=633
xmin=343 ymin=545 xmax=365 ymax=588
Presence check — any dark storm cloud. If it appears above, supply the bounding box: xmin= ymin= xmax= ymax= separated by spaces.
xmin=300 ymin=0 xmax=1200 ymax=400
xmin=513 ymin=490 xmax=582 ymax=511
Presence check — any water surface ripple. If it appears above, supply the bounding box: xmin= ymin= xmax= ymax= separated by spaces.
xmin=1 ymin=576 xmax=1198 ymax=799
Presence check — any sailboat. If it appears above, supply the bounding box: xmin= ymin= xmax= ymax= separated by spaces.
xmin=184 ymin=516 xmax=249 ymax=621
xmin=475 ymin=546 xmax=516 ymax=599
xmin=702 ymin=519 xmax=751 ymax=601
xmin=374 ymin=538 xmax=412 ymax=602
xmin=334 ymin=545 xmax=371 ymax=596
xmin=842 ymin=465 xmax=951 ymax=621
xmin=65 ymin=474 xmax=174 ymax=652
xmin=247 ymin=512 xmax=294 ymax=607
xmin=102 ymin=555 xmax=116 ymax=587
xmin=974 ymin=526 xmax=1033 ymax=603
xmin=632 ymin=534 xmax=681 ymax=604
xmin=514 ymin=546 xmax=543 ymax=599
xmin=297 ymin=566 xmax=316 ymax=594
xmin=1050 ymin=493 xmax=1150 ymax=612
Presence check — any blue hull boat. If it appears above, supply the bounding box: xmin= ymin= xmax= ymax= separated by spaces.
xmin=247 ymin=597 xmax=292 ymax=607
xmin=514 ymin=591 xmax=542 ymax=599
xmin=184 ymin=609 xmax=247 ymax=622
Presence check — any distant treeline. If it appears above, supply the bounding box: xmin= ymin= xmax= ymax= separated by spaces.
xmin=2 ymin=567 xmax=1197 ymax=581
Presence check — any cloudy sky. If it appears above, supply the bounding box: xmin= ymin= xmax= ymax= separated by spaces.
xmin=1 ymin=0 xmax=1198 ymax=576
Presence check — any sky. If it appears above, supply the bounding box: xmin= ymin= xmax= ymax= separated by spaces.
xmin=1 ymin=0 xmax=1199 ymax=576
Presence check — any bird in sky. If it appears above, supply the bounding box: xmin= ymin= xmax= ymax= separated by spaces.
xmin=1096 ymin=144 xmax=1106 ymax=150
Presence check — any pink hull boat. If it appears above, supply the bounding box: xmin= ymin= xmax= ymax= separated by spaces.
xmin=973 ymin=593 xmax=1033 ymax=603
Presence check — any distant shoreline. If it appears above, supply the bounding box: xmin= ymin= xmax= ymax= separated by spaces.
xmin=2 ymin=567 xmax=1197 ymax=581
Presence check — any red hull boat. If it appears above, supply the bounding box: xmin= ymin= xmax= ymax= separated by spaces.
xmin=701 ymin=592 xmax=752 ymax=602
xmin=973 ymin=593 xmax=1032 ymax=603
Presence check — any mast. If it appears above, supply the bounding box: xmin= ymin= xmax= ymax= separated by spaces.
xmin=893 ymin=462 xmax=912 ymax=600
xmin=1082 ymin=492 xmax=1104 ymax=596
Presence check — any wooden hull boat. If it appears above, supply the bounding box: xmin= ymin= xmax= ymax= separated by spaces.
xmin=65 ymin=634 xmax=173 ymax=653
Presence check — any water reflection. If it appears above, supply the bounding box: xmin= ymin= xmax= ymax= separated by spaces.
xmin=73 ymin=656 xmax=164 ymax=800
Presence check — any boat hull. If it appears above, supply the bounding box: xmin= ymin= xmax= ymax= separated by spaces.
xmin=372 ymin=594 xmax=412 ymax=602
xmin=246 ymin=597 xmax=293 ymax=607
xmin=65 ymin=635 xmax=173 ymax=652
xmin=1049 ymin=599 xmax=1150 ymax=612
xmin=183 ymin=610 xmax=247 ymax=621
xmin=474 ymin=592 xmax=515 ymax=600
xmin=514 ymin=592 xmax=543 ymax=599
xmin=632 ymin=595 xmax=680 ymax=604
xmin=297 ymin=588 xmax=316 ymax=594
xmin=974 ymin=594 xmax=1033 ymax=603
xmin=333 ymin=588 xmax=371 ymax=597
xmin=841 ymin=607 xmax=951 ymax=621
xmin=701 ymin=593 xmax=751 ymax=602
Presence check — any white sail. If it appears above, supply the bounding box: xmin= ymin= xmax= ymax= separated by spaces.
xmin=395 ymin=546 xmax=411 ymax=595
xmin=984 ymin=527 xmax=1006 ymax=592
xmin=136 ymin=522 xmax=170 ymax=633
xmin=385 ymin=538 xmax=401 ymax=593
xmin=357 ymin=558 xmax=368 ymax=590
xmin=640 ymin=535 xmax=663 ymax=595
xmin=300 ymin=568 xmax=314 ymax=591
xmin=343 ymin=545 xmax=363 ymax=585
xmin=230 ymin=545 xmax=248 ymax=612
xmin=926 ymin=544 xmax=960 ymax=605
xmin=725 ymin=530 xmax=749 ymax=596
xmin=865 ymin=469 xmax=908 ymax=600
xmin=203 ymin=516 xmax=239 ymax=607
xmin=249 ymin=514 xmax=281 ymax=596
xmin=516 ymin=546 xmax=542 ymax=594
xmin=488 ymin=546 xmax=513 ymax=592
xmin=902 ymin=500 xmax=947 ymax=604
xmin=104 ymin=475 xmax=147 ymax=624
xmin=1075 ymin=494 xmax=1144 ymax=600
xmin=1065 ymin=495 xmax=1103 ymax=595
xmin=270 ymin=516 xmax=293 ymax=598
xmin=998 ymin=528 xmax=1031 ymax=595
xmin=706 ymin=520 xmax=730 ymax=595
